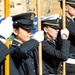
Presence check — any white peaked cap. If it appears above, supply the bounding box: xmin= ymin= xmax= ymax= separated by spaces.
xmin=41 ymin=14 xmax=61 ymax=21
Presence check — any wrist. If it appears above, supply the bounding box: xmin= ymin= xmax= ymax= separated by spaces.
xmin=0 ymin=38 xmax=6 ymax=43
xmin=61 ymin=34 xmax=68 ymax=39
xmin=0 ymin=35 xmax=6 ymax=39
xmin=0 ymin=35 xmax=6 ymax=43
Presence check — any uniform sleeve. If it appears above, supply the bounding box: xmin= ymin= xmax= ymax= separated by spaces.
xmin=42 ymin=40 xmax=70 ymax=61
xmin=11 ymin=39 xmax=39 ymax=60
xmin=0 ymin=41 xmax=10 ymax=63
xmin=19 ymin=39 xmax=39 ymax=53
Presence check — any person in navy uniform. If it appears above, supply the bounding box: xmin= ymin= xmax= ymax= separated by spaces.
xmin=10 ymin=12 xmax=50 ymax=75
xmin=59 ymin=0 xmax=75 ymax=75
xmin=41 ymin=18 xmax=70 ymax=74
xmin=0 ymin=17 xmax=20 ymax=75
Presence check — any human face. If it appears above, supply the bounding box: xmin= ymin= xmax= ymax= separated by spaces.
xmin=13 ymin=27 xmax=32 ymax=43
xmin=66 ymin=4 xmax=75 ymax=17
xmin=44 ymin=26 xmax=59 ymax=39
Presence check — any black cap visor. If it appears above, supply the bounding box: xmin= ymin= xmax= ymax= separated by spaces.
xmin=22 ymin=25 xmax=35 ymax=30
xmin=48 ymin=25 xmax=61 ymax=29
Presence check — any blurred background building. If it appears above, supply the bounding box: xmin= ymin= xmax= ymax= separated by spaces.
xmin=0 ymin=0 xmax=62 ymax=16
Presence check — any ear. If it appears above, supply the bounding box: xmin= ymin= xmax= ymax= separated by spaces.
xmin=44 ymin=27 xmax=48 ymax=33
xmin=13 ymin=28 xmax=18 ymax=36
xmin=65 ymin=5 xmax=69 ymax=12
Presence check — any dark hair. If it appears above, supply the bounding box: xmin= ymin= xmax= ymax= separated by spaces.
xmin=12 ymin=23 xmax=21 ymax=36
xmin=41 ymin=22 xmax=48 ymax=30
xmin=13 ymin=22 xmax=21 ymax=29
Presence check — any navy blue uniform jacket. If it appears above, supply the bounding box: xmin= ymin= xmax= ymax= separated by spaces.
xmin=0 ymin=41 xmax=20 ymax=75
xmin=11 ymin=39 xmax=50 ymax=75
xmin=42 ymin=35 xmax=70 ymax=74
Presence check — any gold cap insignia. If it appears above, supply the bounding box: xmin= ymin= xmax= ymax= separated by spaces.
xmin=56 ymin=19 xmax=59 ymax=23
xmin=30 ymin=13 xmax=35 ymax=20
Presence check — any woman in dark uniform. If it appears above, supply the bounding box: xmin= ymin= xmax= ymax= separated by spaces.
xmin=41 ymin=18 xmax=70 ymax=74
xmin=10 ymin=12 xmax=50 ymax=75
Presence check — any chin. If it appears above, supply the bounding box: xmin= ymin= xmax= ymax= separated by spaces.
xmin=23 ymin=38 xmax=30 ymax=42
xmin=26 ymin=38 xmax=31 ymax=41
xmin=53 ymin=36 xmax=57 ymax=38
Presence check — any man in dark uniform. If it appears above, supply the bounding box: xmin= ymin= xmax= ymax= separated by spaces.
xmin=41 ymin=18 xmax=70 ymax=74
xmin=11 ymin=12 xmax=50 ymax=75
xmin=0 ymin=17 xmax=20 ymax=75
xmin=59 ymin=0 xmax=75 ymax=75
